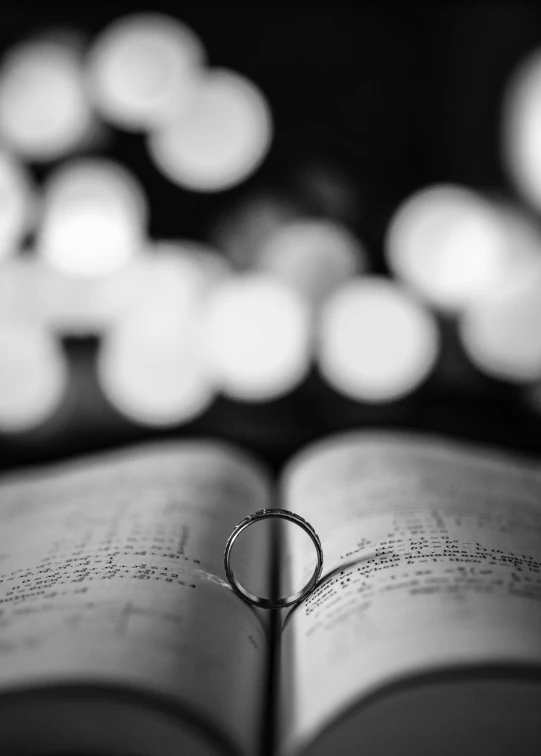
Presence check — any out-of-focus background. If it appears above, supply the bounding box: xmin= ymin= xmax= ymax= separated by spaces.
xmin=2 ymin=5 xmax=541 ymax=473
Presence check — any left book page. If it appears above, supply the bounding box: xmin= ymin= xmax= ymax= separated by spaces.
xmin=0 ymin=440 xmax=273 ymax=756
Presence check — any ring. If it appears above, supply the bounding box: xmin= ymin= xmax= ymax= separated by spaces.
xmin=224 ymin=508 xmax=323 ymax=609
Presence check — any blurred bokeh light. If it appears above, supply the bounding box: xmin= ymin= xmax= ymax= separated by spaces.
xmin=34 ymin=258 xmax=147 ymax=336
xmin=317 ymin=277 xmax=439 ymax=403
xmin=87 ymin=13 xmax=205 ymax=131
xmin=502 ymin=48 xmax=541 ymax=213
xmin=147 ymin=68 xmax=272 ymax=191
xmin=459 ymin=257 xmax=541 ymax=382
xmin=0 ymin=33 xmax=95 ymax=161
xmin=256 ymin=218 xmax=367 ymax=307
xmin=385 ymin=185 xmax=512 ymax=312
xmin=0 ymin=256 xmax=43 ymax=324
xmin=0 ymin=151 xmax=35 ymax=260
xmin=210 ymin=192 xmax=300 ymax=270
xmin=37 ymin=158 xmax=148 ymax=277
xmin=202 ymin=273 xmax=312 ymax=401
xmin=0 ymin=8 xmax=541 ymax=464
xmin=97 ymin=242 xmax=229 ymax=425
xmin=0 ymin=321 xmax=67 ymax=432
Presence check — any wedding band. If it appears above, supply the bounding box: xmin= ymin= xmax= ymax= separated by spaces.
xmin=224 ymin=508 xmax=323 ymax=609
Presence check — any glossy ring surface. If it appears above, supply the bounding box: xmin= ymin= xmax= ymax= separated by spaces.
xmin=224 ymin=508 xmax=323 ymax=609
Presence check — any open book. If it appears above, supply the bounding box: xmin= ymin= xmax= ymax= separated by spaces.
xmin=0 ymin=430 xmax=540 ymax=755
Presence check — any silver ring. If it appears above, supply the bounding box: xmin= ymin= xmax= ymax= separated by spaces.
xmin=224 ymin=508 xmax=323 ymax=609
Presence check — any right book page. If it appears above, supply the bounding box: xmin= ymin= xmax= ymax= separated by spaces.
xmin=277 ymin=431 xmax=541 ymax=756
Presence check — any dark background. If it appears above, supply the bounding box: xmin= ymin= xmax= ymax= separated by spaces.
xmin=2 ymin=5 xmax=541 ymax=473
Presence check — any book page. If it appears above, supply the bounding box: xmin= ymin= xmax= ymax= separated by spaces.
xmin=0 ymin=440 xmax=272 ymax=756
xmin=277 ymin=431 xmax=541 ymax=755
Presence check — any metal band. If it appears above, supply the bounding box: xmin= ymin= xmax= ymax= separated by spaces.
xmin=224 ymin=508 xmax=323 ymax=609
